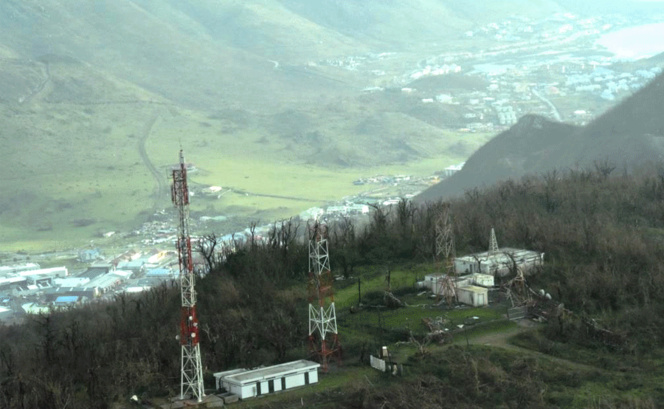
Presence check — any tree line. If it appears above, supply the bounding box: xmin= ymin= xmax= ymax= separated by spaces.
xmin=3 ymin=162 xmax=664 ymax=407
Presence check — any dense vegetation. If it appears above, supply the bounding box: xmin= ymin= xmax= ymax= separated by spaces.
xmin=3 ymin=163 xmax=664 ymax=408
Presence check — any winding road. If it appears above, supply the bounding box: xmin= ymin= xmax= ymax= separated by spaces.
xmin=532 ymin=88 xmax=562 ymax=122
xmin=138 ymin=113 xmax=166 ymax=211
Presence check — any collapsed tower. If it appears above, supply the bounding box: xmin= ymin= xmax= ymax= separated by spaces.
xmin=307 ymin=222 xmax=341 ymax=372
xmin=172 ymin=150 xmax=205 ymax=402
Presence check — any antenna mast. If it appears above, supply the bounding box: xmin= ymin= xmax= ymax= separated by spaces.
xmin=172 ymin=150 xmax=205 ymax=402
xmin=307 ymin=221 xmax=341 ymax=372
xmin=489 ymin=227 xmax=499 ymax=253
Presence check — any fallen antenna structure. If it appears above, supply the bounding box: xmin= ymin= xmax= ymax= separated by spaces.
xmin=504 ymin=259 xmax=532 ymax=308
xmin=307 ymin=221 xmax=341 ymax=372
xmin=172 ymin=150 xmax=205 ymax=402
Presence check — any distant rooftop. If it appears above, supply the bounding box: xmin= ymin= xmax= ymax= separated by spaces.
xmin=55 ymin=296 xmax=79 ymax=304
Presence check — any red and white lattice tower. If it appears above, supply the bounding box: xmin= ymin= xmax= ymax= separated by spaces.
xmin=307 ymin=222 xmax=341 ymax=372
xmin=172 ymin=150 xmax=205 ymax=402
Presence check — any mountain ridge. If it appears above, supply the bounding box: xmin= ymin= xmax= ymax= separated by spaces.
xmin=418 ymin=71 xmax=664 ymax=201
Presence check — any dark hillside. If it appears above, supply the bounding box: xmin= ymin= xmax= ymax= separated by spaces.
xmin=4 ymin=166 xmax=664 ymax=407
xmin=418 ymin=71 xmax=664 ymax=201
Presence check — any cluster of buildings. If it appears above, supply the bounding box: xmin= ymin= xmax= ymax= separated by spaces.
xmin=352 ymin=174 xmax=412 ymax=186
xmin=409 ymin=55 xmax=662 ymax=133
xmin=0 ymin=264 xmax=68 ymax=297
xmin=419 ymin=230 xmax=544 ymax=308
xmin=0 ymin=248 xmax=185 ymax=323
xmin=353 ymin=12 xmax=664 ymax=136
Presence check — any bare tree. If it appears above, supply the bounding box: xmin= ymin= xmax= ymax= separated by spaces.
xmin=249 ymin=221 xmax=258 ymax=250
xmin=196 ymin=233 xmax=220 ymax=272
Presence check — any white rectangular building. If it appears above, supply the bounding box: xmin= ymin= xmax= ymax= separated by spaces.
xmin=456 ymin=286 xmax=489 ymax=307
xmin=422 ymin=273 xmax=444 ymax=290
xmin=469 ymin=273 xmax=494 ymax=287
xmin=20 ymin=267 xmax=68 ymax=279
xmin=455 ymin=248 xmax=544 ymax=277
xmin=0 ymin=263 xmax=40 ymax=276
xmin=214 ymin=360 xmax=320 ymax=400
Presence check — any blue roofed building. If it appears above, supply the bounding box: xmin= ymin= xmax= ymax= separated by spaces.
xmin=54 ymin=295 xmax=82 ymax=307
xmin=146 ymin=268 xmax=176 ymax=279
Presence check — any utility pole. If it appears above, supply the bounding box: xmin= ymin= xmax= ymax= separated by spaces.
xmin=172 ymin=150 xmax=205 ymax=402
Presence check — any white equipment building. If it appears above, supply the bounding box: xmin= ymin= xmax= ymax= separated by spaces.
xmin=455 ymin=248 xmax=544 ymax=277
xmin=456 ymin=286 xmax=489 ymax=307
xmin=214 ymin=360 xmax=320 ymax=400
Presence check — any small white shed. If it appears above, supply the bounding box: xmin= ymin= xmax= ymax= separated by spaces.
xmin=456 ymin=286 xmax=489 ymax=307
xmin=214 ymin=360 xmax=320 ymax=400
xmin=422 ymin=273 xmax=444 ymax=290
xmin=469 ymin=273 xmax=494 ymax=287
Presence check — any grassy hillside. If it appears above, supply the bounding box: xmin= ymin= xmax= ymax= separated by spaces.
xmin=2 ymin=0 xmax=654 ymax=250
xmin=0 ymin=0 xmax=507 ymax=250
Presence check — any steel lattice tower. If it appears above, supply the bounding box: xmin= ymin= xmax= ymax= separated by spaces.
xmin=489 ymin=227 xmax=499 ymax=253
xmin=307 ymin=222 xmax=341 ymax=372
xmin=172 ymin=150 xmax=205 ymax=402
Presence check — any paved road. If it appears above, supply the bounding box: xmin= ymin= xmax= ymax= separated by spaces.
xmin=532 ymin=88 xmax=563 ymax=122
xmin=237 ymin=190 xmax=322 ymax=203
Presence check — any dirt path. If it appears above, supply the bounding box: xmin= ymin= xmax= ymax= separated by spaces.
xmin=467 ymin=322 xmax=603 ymax=373
xmin=20 ymin=61 xmax=50 ymax=104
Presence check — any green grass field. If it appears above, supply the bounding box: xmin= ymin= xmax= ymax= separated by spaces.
xmin=0 ymin=95 xmax=492 ymax=252
xmin=329 ymin=265 xmax=508 ymax=356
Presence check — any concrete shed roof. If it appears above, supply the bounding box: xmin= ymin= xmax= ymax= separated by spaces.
xmin=218 ymin=360 xmax=320 ymax=385
xmin=457 ymin=285 xmax=488 ymax=294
